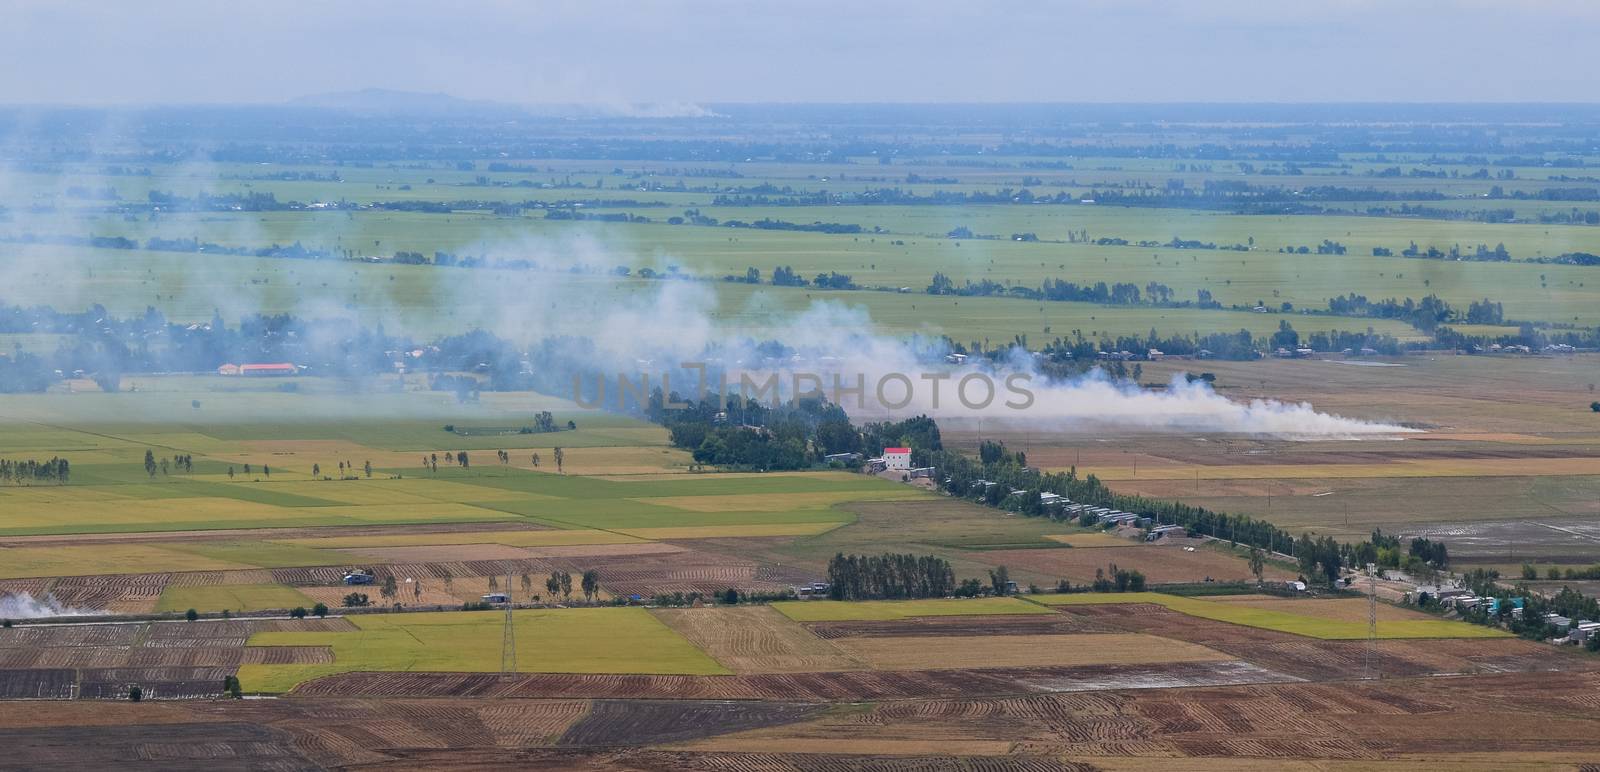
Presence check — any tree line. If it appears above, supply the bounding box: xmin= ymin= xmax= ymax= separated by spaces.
xmin=0 ymin=458 xmax=69 ymax=485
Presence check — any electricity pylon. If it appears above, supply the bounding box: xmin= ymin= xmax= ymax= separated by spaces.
xmin=500 ymin=565 xmax=516 ymax=677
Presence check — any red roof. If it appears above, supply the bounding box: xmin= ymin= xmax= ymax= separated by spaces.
xmin=883 ymin=447 xmax=911 ymax=453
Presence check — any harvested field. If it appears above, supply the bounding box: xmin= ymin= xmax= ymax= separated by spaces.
xmin=1039 ymin=593 xmax=1506 ymax=639
xmin=290 ymin=659 xmax=1293 ymax=702
xmin=772 ymin=598 xmax=1053 ymax=623
xmin=979 ymin=546 xmax=1291 ymax=585
xmin=333 ymin=543 xmax=534 ymax=563
xmin=557 ymin=699 xmax=823 ymax=747
xmin=78 ymin=666 xmax=239 ymax=700
xmin=0 ymin=721 xmax=318 ymax=771
xmin=1058 ymin=603 xmax=1588 ymax=681
xmin=1208 ymin=595 xmax=1455 ymax=623
xmin=654 ymin=606 xmax=866 ymax=673
xmin=283 ymin=528 xmax=637 ymax=550
xmin=831 ymin=633 xmax=1232 ymax=671
xmin=474 ymin=700 xmax=594 ymax=747
xmin=617 ymin=522 xmax=846 ymax=539
xmin=521 ymin=542 xmax=685 ymax=559
xmin=154 ymin=582 xmax=313 ymax=613
xmin=807 ymin=613 xmax=1118 ymax=639
xmin=1043 ymin=533 xmax=1138 ymax=548
xmin=0 ymin=668 xmax=75 ymax=698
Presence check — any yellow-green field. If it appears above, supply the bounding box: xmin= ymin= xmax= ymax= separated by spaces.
xmin=1031 ymin=592 xmax=1509 ymax=639
xmin=155 ymin=583 xmax=314 ymax=613
xmin=239 ymin=607 xmax=730 ymax=693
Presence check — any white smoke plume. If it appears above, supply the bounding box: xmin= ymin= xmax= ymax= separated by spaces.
xmin=0 ymin=127 xmax=1411 ymax=438
xmin=0 ymin=592 xmax=95 ymax=619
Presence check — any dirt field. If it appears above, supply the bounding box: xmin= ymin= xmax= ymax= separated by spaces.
xmin=830 ymin=633 xmax=1232 ymax=671
xmin=1207 ymin=596 xmax=1449 ymax=623
xmin=976 ymin=545 xmax=1294 ymax=585
xmin=27 ymin=669 xmax=1582 ymax=769
xmin=652 ymin=606 xmax=865 ymax=674
xmin=806 ymin=612 xmax=1118 ymax=639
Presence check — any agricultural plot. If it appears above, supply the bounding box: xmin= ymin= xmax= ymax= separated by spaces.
xmin=153 ymin=583 xmax=314 ymax=613
xmin=1035 ymin=592 xmax=1508 ymax=639
xmin=973 ymin=544 xmax=1292 ymax=586
xmin=831 ymin=633 xmax=1231 ymax=671
xmin=239 ymin=607 xmax=730 ymax=693
xmin=771 ymin=597 xmax=1054 ymax=623
xmin=653 ymin=606 xmax=866 ymax=673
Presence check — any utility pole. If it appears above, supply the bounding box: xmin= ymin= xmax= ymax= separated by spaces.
xmin=1366 ymin=562 xmax=1378 ymax=680
xmin=501 ymin=565 xmax=516 ymax=677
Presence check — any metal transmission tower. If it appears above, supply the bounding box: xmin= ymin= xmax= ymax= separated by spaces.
xmin=500 ymin=565 xmax=516 ymax=677
xmin=1365 ymin=562 xmax=1378 ymax=680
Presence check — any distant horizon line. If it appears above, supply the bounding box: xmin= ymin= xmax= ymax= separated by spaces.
xmin=4 ymin=97 xmax=1600 ymax=109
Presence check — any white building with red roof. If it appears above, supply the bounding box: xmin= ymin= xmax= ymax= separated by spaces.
xmin=882 ymin=447 xmax=911 ymax=471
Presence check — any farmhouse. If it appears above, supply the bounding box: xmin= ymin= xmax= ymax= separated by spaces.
xmin=882 ymin=447 xmax=911 ymax=471
xmin=216 ymin=363 xmax=240 ymax=376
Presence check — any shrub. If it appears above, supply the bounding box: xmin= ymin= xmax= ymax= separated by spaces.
xmin=342 ymin=593 xmax=369 ymax=608
xmin=184 ymin=608 xmax=198 ymax=622
xmin=289 ymin=607 xmax=307 ymax=619
xmin=128 ymin=685 xmax=142 ymax=702
xmin=312 ymin=602 xmax=328 ymax=618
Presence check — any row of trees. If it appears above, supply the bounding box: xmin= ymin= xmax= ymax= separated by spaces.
xmin=0 ymin=458 xmax=69 ymax=485
xmin=827 ymin=552 xmax=957 ymax=600
xmin=143 ymin=450 xmax=194 ymax=478
xmin=930 ymin=439 xmax=1445 ymax=589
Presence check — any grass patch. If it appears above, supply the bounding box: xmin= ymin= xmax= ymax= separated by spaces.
xmin=283 ymin=529 xmax=643 ymax=550
xmin=0 ymin=544 xmax=250 ymax=579
xmin=1044 ymin=533 xmax=1137 ymax=548
xmin=239 ymin=607 xmax=729 ymax=693
xmin=771 ymin=597 xmax=1055 ymax=623
xmin=155 ymin=583 xmax=313 ymax=613
xmin=615 ymin=522 xmax=848 ymax=540
xmin=1030 ymin=592 xmax=1509 ymax=639
xmin=164 ymin=540 xmax=345 ymax=568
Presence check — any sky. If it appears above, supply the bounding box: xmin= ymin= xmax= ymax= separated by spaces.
xmin=2 ymin=0 xmax=1597 ymax=106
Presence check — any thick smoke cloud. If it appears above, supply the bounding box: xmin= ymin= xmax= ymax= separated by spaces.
xmin=0 ymin=592 xmax=94 ymax=619
xmin=0 ymin=145 xmax=1410 ymax=437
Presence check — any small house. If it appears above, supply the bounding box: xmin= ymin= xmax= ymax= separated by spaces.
xmin=882 ymin=447 xmax=912 ymax=471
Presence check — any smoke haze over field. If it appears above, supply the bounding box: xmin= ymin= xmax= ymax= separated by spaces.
xmin=0 ymin=592 xmax=94 ymax=619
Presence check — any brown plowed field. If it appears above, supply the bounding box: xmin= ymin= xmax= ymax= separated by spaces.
xmin=8 ymin=671 xmax=1600 ymax=767
xmin=1059 ymin=603 xmax=1596 ymax=681
xmin=77 ymin=666 xmax=239 ymax=700
xmin=164 ymin=569 xmax=276 ymax=587
xmin=557 ymin=699 xmax=823 ymax=747
xmin=976 ymin=546 xmax=1292 ymax=585
xmin=291 ymin=659 xmax=1294 ymax=702
xmin=0 ymin=721 xmax=318 ymax=770
xmin=807 ymin=613 xmax=1117 ymax=639
xmin=654 ymin=606 xmax=866 ymax=674
xmin=475 ymin=700 xmax=593 ymax=747
xmin=830 ymin=633 xmax=1231 ymax=671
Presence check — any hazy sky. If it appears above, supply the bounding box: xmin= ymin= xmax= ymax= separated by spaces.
xmin=3 ymin=0 xmax=1596 ymax=105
